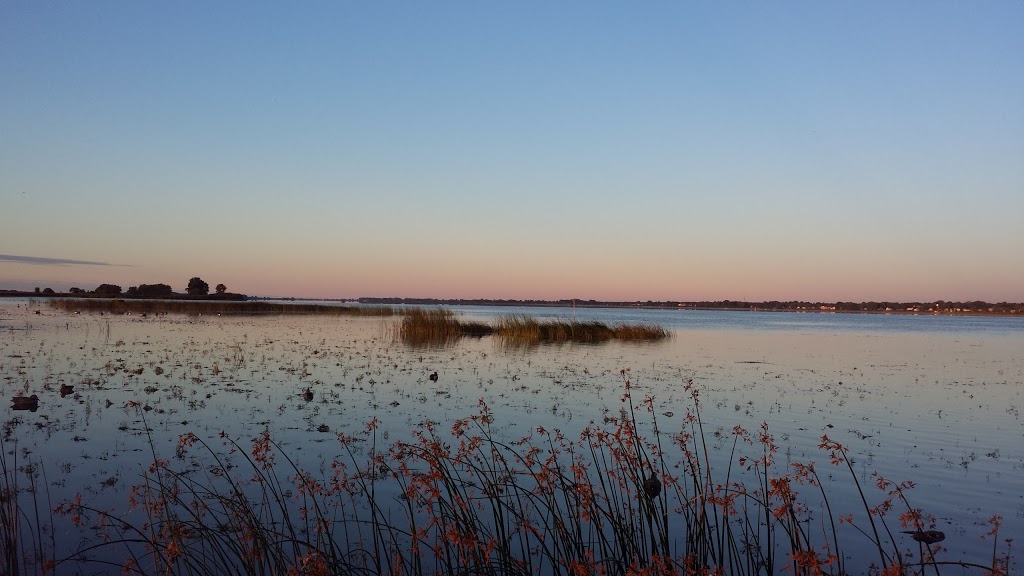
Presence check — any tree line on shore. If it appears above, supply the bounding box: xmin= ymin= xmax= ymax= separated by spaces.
xmin=357 ymin=297 xmax=1024 ymax=315
xmin=3 ymin=287 xmax=1021 ymax=314
xmin=2 ymin=277 xmax=246 ymax=300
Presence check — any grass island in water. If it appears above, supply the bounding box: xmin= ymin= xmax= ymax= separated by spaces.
xmin=48 ymin=299 xmax=671 ymax=346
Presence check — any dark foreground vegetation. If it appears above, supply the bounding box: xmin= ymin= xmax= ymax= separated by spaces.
xmin=2 ymin=374 xmax=1011 ymax=576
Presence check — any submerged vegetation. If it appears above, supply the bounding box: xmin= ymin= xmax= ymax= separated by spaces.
xmin=3 ymin=374 xmax=1011 ymax=576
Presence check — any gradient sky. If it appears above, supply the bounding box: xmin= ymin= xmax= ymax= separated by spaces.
xmin=2 ymin=2 xmax=1022 ymax=302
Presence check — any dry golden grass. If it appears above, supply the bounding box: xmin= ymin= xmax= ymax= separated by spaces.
xmin=408 ymin=312 xmax=669 ymax=345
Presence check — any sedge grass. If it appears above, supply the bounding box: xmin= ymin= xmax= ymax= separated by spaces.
xmin=31 ymin=373 xmax=1012 ymax=576
xmin=1 ymin=436 xmax=56 ymax=576
xmin=398 ymin=308 xmax=493 ymax=347
xmin=400 ymin=310 xmax=669 ymax=347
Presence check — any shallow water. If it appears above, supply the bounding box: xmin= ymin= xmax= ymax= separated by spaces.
xmin=2 ymin=299 xmax=1021 ymax=572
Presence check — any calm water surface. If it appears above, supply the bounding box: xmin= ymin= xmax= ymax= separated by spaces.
xmin=2 ymin=300 xmax=1021 ymax=572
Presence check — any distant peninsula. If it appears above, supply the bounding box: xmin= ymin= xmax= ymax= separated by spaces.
xmin=4 ymin=286 xmax=1021 ymax=315
xmin=348 ymin=297 xmax=1023 ymax=315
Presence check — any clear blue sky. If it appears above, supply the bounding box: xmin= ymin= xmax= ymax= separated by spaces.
xmin=2 ymin=2 xmax=1022 ymax=301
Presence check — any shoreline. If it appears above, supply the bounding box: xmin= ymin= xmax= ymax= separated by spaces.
xmin=2 ymin=291 xmax=1021 ymax=316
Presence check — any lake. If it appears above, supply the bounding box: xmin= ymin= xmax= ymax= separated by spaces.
xmin=2 ymin=299 xmax=1020 ymax=574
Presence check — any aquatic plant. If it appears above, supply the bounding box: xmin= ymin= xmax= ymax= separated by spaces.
xmin=400 ymin=310 xmax=669 ymax=347
xmin=35 ymin=373 xmax=1013 ymax=576
xmin=46 ymin=300 xmax=669 ymax=348
xmin=612 ymin=323 xmax=671 ymax=341
xmin=0 ymin=436 xmax=55 ymax=576
xmin=399 ymin=308 xmax=493 ymax=347
xmin=494 ymin=314 xmax=614 ymax=343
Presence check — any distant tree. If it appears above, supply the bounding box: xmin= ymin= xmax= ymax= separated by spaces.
xmin=215 ymin=283 xmax=227 ymax=295
xmin=94 ymin=284 xmax=122 ymax=295
xmin=34 ymin=287 xmax=41 ymax=294
xmin=137 ymin=283 xmax=173 ymax=298
xmin=126 ymin=286 xmax=139 ymax=296
xmin=68 ymin=287 xmax=83 ymax=294
xmin=42 ymin=287 xmax=55 ymax=294
xmin=187 ymin=277 xmax=209 ymax=296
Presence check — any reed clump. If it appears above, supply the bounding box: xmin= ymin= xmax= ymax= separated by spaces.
xmin=1 ymin=437 xmax=55 ymax=576
xmin=494 ymin=314 xmax=615 ymax=343
xmin=48 ymin=298 xmax=397 ymax=317
xmin=47 ymin=300 xmax=669 ymax=346
xmin=399 ymin=308 xmax=494 ymax=347
xmin=400 ymin=310 xmax=669 ymax=346
xmin=495 ymin=314 xmax=668 ymax=343
xmin=612 ymin=323 xmax=671 ymax=340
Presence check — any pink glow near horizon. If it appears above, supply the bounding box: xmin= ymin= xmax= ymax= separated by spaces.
xmin=2 ymin=5 xmax=1021 ymax=303
xmin=4 ymin=255 xmax=1018 ymax=303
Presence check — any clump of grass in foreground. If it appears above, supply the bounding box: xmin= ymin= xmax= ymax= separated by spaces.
xmin=41 ymin=373 xmax=1012 ymax=576
xmin=48 ymin=298 xmax=397 ymax=317
xmin=1 ymin=436 xmax=56 ymax=575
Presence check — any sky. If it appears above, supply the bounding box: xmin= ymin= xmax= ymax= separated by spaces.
xmin=2 ymin=2 xmax=1022 ymax=302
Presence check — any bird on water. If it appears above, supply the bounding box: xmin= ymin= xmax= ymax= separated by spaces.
xmin=642 ymin=471 xmax=661 ymax=499
xmin=12 ymin=394 xmax=40 ymax=411
xmin=429 ymin=371 xmax=439 ymax=382
xmin=903 ymin=530 xmax=945 ymax=545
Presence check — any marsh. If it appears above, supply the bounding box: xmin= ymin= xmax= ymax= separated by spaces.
xmin=2 ymin=299 xmax=1020 ymax=574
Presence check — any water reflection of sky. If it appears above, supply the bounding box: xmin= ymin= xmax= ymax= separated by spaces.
xmin=2 ymin=300 xmax=1021 ymax=573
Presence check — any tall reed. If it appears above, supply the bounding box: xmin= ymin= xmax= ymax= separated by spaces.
xmin=401 ymin=311 xmax=670 ymax=347
xmin=399 ymin=308 xmax=494 ymax=347
xmin=0 ymin=437 xmax=55 ymax=576
xmin=40 ymin=374 xmax=1012 ymax=576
